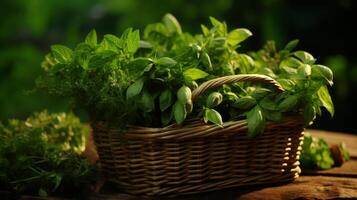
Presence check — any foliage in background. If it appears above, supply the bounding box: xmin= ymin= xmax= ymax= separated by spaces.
xmin=0 ymin=111 xmax=96 ymax=197
xmin=36 ymin=15 xmax=333 ymax=137
xmin=0 ymin=0 xmax=356 ymax=132
xmin=300 ymin=133 xmax=350 ymax=170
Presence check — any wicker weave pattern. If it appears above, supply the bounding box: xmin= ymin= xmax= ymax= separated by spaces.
xmin=93 ymin=117 xmax=304 ymax=197
xmin=92 ymin=74 xmax=305 ymax=197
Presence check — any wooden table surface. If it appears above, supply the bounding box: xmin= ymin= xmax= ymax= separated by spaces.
xmin=3 ymin=129 xmax=357 ymax=199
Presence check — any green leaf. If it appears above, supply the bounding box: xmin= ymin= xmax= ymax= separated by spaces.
xmin=85 ymin=30 xmax=97 ymax=47
xmin=204 ymin=109 xmax=223 ymax=126
xmin=88 ymin=51 xmax=116 ymax=69
xmin=201 ymin=24 xmax=210 ymax=36
xmin=200 ymin=52 xmax=212 ymax=71
xmin=139 ymin=40 xmax=153 ymax=49
xmin=227 ymin=28 xmax=252 ymax=46
xmin=156 ymin=57 xmax=177 ymax=67
xmin=159 ymin=89 xmax=173 ymax=111
xmin=103 ymin=34 xmax=123 ymax=49
xmin=127 ymin=29 xmax=140 ymax=53
xmin=317 ymin=85 xmax=334 ymax=117
xmin=250 ymin=88 xmax=271 ymax=100
xmin=233 ymin=96 xmax=256 ymax=110
xmin=162 ymin=13 xmax=182 ymax=34
xmin=140 ymin=91 xmax=155 ymax=112
xmin=173 ymin=101 xmax=187 ymax=124
xmin=297 ymin=64 xmax=312 ymax=77
xmin=280 ymin=57 xmax=303 ymax=68
xmin=294 ymin=51 xmax=316 ymax=64
xmin=277 ymin=95 xmax=299 ymax=112
xmin=264 ymin=110 xmax=282 ymax=121
xmin=51 ymin=45 xmax=73 ymax=64
xmin=303 ymin=103 xmax=316 ymax=126
xmin=183 ymin=68 xmax=209 ymax=81
xmin=177 ymin=86 xmax=192 ymax=105
xmin=259 ymin=97 xmax=277 ymax=111
xmin=246 ymin=106 xmax=265 ymax=137
xmin=126 ymin=78 xmax=144 ymax=99
xmin=312 ymin=65 xmax=334 ymax=86
xmin=206 ymin=92 xmax=223 ymax=108
xmin=283 ymin=39 xmax=299 ymax=52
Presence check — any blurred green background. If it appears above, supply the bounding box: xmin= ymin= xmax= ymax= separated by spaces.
xmin=0 ymin=0 xmax=356 ymax=133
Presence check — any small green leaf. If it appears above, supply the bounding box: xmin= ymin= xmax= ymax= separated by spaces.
xmin=127 ymin=29 xmax=140 ymax=53
xmin=200 ymin=52 xmax=212 ymax=71
xmin=227 ymin=28 xmax=252 ymax=46
xmin=303 ymin=103 xmax=316 ymax=126
xmin=278 ymin=95 xmax=299 ymax=112
xmin=177 ymin=86 xmax=192 ymax=105
xmin=183 ymin=68 xmax=209 ymax=81
xmin=126 ymin=78 xmax=144 ymax=99
xmin=85 ymin=30 xmax=97 ymax=47
xmin=297 ymin=64 xmax=312 ymax=77
xmin=206 ymin=92 xmax=223 ymax=108
xmin=204 ymin=109 xmax=223 ymax=126
xmin=51 ymin=45 xmax=73 ymax=64
xmin=156 ymin=57 xmax=177 ymax=67
xmin=264 ymin=110 xmax=282 ymax=121
xmin=312 ymin=65 xmax=334 ymax=86
xmin=139 ymin=40 xmax=153 ymax=49
xmin=259 ymin=97 xmax=277 ymax=111
xmin=280 ymin=57 xmax=303 ymax=68
xmin=173 ymin=101 xmax=187 ymax=124
xmin=88 ymin=51 xmax=116 ymax=69
xmin=283 ymin=39 xmax=299 ymax=52
xmin=317 ymin=85 xmax=334 ymax=117
xmin=294 ymin=51 xmax=316 ymax=64
xmin=162 ymin=13 xmax=182 ymax=34
xmin=141 ymin=91 xmax=155 ymax=112
xmin=250 ymin=88 xmax=271 ymax=100
xmin=233 ymin=96 xmax=256 ymax=110
xmin=201 ymin=24 xmax=210 ymax=36
xmin=159 ymin=89 xmax=173 ymax=111
xmin=246 ymin=106 xmax=265 ymax=137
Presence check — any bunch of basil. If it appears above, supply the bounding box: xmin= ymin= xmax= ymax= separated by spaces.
xmin=36 ymin=14 xmax=333 ymax=137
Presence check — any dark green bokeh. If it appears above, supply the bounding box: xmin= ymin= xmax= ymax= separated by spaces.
xmin=0 ymin=0 xmax=356 ymax=132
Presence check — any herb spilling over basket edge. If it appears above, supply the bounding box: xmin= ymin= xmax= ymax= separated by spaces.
xmin=36 ymin=14 xmax=334 ymax=137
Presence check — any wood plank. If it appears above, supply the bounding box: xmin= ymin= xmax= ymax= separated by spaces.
xmin=239 ymin=176 xmax=357 ymax=200
xmin=308 ymin=129 xmax=357 ymax=157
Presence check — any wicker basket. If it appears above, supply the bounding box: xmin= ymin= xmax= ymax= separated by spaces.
xmin=92 ymin=74 xmax=305 ymax=197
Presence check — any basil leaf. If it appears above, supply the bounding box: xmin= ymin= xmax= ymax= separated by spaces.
xmin=173 ymin=101 xmax=187 ymax=124
xmin=246 ymin=105 xmax=265 ymax=137
xmin=283 ymin=39 xmax=299 ymax=52
xmin=126 ymin=78 xmax=144 ymax=99
xmin=293 ymin=51 xmax=316 ymax=64
xmin=183 ymin=68 xmax=209 ymax=81
xmin=206 ymin=92 xmax=223 ymax=108
xmin=317 ymin=85 xmax=334 ymax=117
xmin=227 ymin=28 xmax=252 ymax=46
xmin=156 ymin=57 xmax=177 ymax=67
xmin=159 ymin=89 xmax=173 ymax=111
xmin=204 ymin=108 xmax=223 ymax=126
xmin=233 ymin=96 xmax=256 ymax=110
xmin=303 ymin=103 xmax=316 ymax=126
xmin=277 ymin=95 xmax=299 ymax=112
xmin=51 ymin=45 xmax=73 ymax=64
xmin=177 ymin=86 xmax=192 ymax=105
xmin=85 ymin=30 xmax=97 ymax=47
xmin=140 ymin=91 xmax=155 ymax=112
xmin=162 ymin=13 xmax=182 ymax=34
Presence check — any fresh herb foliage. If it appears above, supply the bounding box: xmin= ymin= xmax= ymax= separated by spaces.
xmin=37 ymin=14 xmax=334 ymax=137
xmin=0 ymin=111 xmax=96 ymax=197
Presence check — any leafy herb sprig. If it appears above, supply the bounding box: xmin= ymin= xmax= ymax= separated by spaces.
xmin=0 ymin=111 xmax=97 ymax=197
xmin=36 ymin=14 xmax=334 ymax=137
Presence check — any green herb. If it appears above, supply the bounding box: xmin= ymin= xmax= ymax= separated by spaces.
xmin=37 ymin=14 xmax=334 ymax=137
xmin=300 ymin=133 xmax=334 ymax=170
xmin=0 ymin=111 xmax=97 ymax=197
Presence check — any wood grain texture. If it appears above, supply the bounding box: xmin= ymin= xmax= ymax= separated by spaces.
xmin=239 ymin=176 xmax=357 ymax=200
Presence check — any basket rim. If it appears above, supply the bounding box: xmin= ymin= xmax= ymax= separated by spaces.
xmin=92 ymin=115 xmax=303 ymax=140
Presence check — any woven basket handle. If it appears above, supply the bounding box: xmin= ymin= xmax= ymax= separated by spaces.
xmin=191 ymin=74 xmax=284 ymax=102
